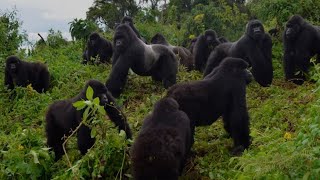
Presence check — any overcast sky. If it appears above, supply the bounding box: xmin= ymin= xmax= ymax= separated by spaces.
xmin=0 ymin=0 xmax=94 ymax=42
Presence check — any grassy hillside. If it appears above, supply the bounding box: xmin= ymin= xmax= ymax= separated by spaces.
xmin=0 ymin=41 xmax=319 ymax=179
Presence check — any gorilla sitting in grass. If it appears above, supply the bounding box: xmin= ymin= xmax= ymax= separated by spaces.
xmin=131 ymin=97 xmax=192 ymax=179
xmin=167 ymin=57 xmax=252 ymax=155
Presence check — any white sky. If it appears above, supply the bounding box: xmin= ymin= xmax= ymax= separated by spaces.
xmin=0 ymin=0 xmax=95 ymax=42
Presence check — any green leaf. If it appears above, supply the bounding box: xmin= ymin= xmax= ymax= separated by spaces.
xmin=86 ymin=86 xmax=94 ymax=100
xmin=98 ymin=106 xmax=106 ymax=115
xmin=29 ymin=150 xmax=40 ymax=164
xmin=73 ymin=101 xmax=87 ymax=110
xmin=93 ymin=97 xmax=100 ymax=105
xmin=83 ymin=107 xmax=90 ymax=121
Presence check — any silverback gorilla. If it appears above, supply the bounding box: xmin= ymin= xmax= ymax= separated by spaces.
xmin=83 ymin=32 xmax=113 ymax=64
xmin=4 ymin=55 xmax=50 ymax=93
xmin=204 ymin=19 xmax=273 ymax=87
xmin=167 ymin=57 xmax=252 ymax=155
xmin=45 ymin=80 xmax=132 ymax=161
xmin=131 ymin=97 xmax=192 ymax=179
xmin=151 ymin=33 xmax=194 ymax=71
xmin=283 ymin=15 xmax=320 ymax=85
xmin=193 ymin=29 xmax=222 ymax=72
xmin=106 ymin=24 xmax=178 ymax=98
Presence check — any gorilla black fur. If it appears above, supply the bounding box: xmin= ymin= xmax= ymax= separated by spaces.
xmin=189 ymin=37 xmax=198 ymax=54
xmin=4 ymin=55 xmax=50 ymax=93
xmin=151 ymin=33 xmax=194 ymax=71
xmin=131 ymin=97 xmax=192 ymax=180
xmin=204 ymin=19 xmax=273 ymax=87
xmin=167 ymin=57 xmax=251 ymax=155
xmin=193 ymin=29 xmax=222 ymax=72
xmin=45 ymin=80 xmax=132 ymax=161
xmin=121 ymin=16 xmax=147 ymax=43
xmin=83 ymin=32 xmax=113 ymax=64
xmin=283 ymin=15 xmax=320 ymax=85
xmin=106 ymin=24 xmax=178 ymax=98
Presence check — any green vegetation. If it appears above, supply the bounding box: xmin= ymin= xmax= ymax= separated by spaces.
xmin=1 ymin=0 xmax=320 ymax=179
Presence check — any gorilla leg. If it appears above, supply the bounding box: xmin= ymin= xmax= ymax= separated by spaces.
xmin=77 ymin=125 xmax=95 ymax=155
xmin=157 ymin=55 xmax=177 ymax=88
xmin=46 ymin=119 xmax=65 ymax=161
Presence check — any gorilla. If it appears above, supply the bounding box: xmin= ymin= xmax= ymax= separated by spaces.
xmin=121 ymin=16 xmax=147 ymax=43
xmin=193 ymin=29 xmax=222 ymax=72
xmin=218 ymin=36 xmax=229 ymax=43
xmin=189 ymin=37 xmax=198 ymax=54
xmin=106 ymin=24 xmax=178 ymax=98
xmin=283 ymin=15 xmax=320 ymax=85
xmin=204 ymin=19 xmax=273 ymax=87
xmin=151 ymin=33 xmax=194 ymax=71
xmin=45 ymin=80 xmax=132 ymax=161
xmin=167 ymin=57 xmax=252 ymax=155
xmin=83 ymin=32 xmax=113 ymax=64
xmin=4 ymin=55 xmax=50 ymax=93
xmin=131 ymin=97 xmax=192 ymax=180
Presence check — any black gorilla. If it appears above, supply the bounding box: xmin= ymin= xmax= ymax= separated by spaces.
xmin=45 ymin=80 xmax=132 ymax=161
xmin=106 ymin=24 xmax=178 ymax=98
xmin=218 ymin=36 xmax=229 ymax=43
xmin=131 ymin=97 xmax=192 ymax=179
xmin=121 ymin=16 xmax=147 ymax=43
xmin=151 ymin=33 xmax=194 ymax=71
xmin=83 ymin=32 xmax=113 ymax=64
xmin=167 ymin=57 xmax=252 ymax=155
xmin=4 ymin=55 xmax=50 ymax=93
xmin=193 ymin=29 xmax=222 ymax=72
xmin=189 ymin=37 xmax=198 ymax=54
xmin=204 ymin=19 xmax=273 ymax=87
xmin=283 ymin=15 xmax=320 ymax=85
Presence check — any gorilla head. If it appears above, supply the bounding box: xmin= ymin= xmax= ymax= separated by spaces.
xmin=285 ymin=15 xmax=304 ymax=40
xmin=205 ymin=29 xmax=220 ymax=48
xmin=88 ymin=32 xmax=100 ymax=46
xmin=114 ymin=25 xmax=134 ymax=53
xmin=84 ymin=80 xmax=108 ymax=105
xmin=246 ymin=19 xmax=265 ymax=40
xmin=150 ymin=33 xmax=169 ymax=46
xmin=121 ymin=16 xmax=134 ymax=25
xmin=6 ymin=55 xmax=20 ymax=74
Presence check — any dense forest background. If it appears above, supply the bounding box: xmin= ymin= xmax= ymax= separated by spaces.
xmin=0 ymin=0 xmax=320 ymax=179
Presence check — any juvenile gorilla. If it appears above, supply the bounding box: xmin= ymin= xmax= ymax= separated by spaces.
xmin=106 ymin=24 xmax=178 ymax=98
xmin=46 ymin=80 xmax=132 ymax=161
xmin=204 ymin=19 xmax=273 ymax=87
xmin=193 ymin=29 xmax=222 ymax=72
xmin=167 ymin=57 xmax=252 ymax=155
xmin=151 ymin=33 xmax=194 ymax=71
xmin=121 ymin=16 xmax=147 ymax=43
xmin=4 ymin=55 xmax=50 ymax=93
xmin=283 ymin=15 xmax=320 ymax=85
xmin=131 ymin=97 xmax=192 ymax=180
xmin=83 ymin=32 xmax=113 ymax=64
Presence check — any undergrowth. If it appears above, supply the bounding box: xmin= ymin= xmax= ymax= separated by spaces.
xmin=0 ymin=41 xmax=319 ymax=179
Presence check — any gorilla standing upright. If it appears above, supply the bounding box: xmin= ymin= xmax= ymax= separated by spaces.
xmin=283 ymin=15 xmax=320 ymax=85
xmin=193 ymin=29 xmax=222 ymax=72
xmin=204 ymin=19 xmax=273 ymax=87
xmin=106 ymin=24 xmax=178 ymax=98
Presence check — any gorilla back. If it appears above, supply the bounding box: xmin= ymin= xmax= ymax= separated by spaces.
xmin=106 ymin=24 xmax=178 ymax=98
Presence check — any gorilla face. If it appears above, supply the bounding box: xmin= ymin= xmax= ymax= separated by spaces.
xmin=6 ymin=56 xmax=20 ymax=74
xmin=86 ymin=80 xmax=109 ymax=106
xmin=89 ymin=33 xmax=100 ymax=46
xmin=205 ymin=30 xmax=220 ymax=47
xmin=121 ymin=16 xmax=133 ymax=25
xmin=285 ymin=15 xmax=304 ymax=39
xmin=247 ymin=20 xmax=265 ymax=40
xmin=114 ymin=25 xmax=133 ymax=53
